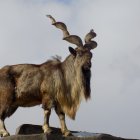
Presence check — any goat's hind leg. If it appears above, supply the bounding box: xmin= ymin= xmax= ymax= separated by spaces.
xmin=0 ymin=106 xmax=17 ymax=137
xmin=0 ymin=96 xmax=11 ymax=137
xmin=0 ymin=71 xmax=16 ymax=137
xmin=0 ymin=105 xmax=11 ymax=137
xmin=0 ymin=118 xmax=10 ymax=137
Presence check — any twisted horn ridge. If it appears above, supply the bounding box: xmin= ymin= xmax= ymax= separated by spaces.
xmin=47 ymin=15 xmax=83 ymax=48
xmin=64 ymin=35 xmax=83 ymax=48
xmin=84 ymin=29 xmax=97 ymax=50
xmin=47 ymin=15 xmax=69 ymax=38
xmin=53 ymin=22 xmax=70 ymax=38
xmin=84 ymin=29 xmax=96 ymax=43
xmin=84 ymin=41 xmax=97 ymax=50
xmin=46 ymin=15 xmax=56 ymax=24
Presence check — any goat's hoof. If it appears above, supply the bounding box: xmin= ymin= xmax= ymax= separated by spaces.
xmin=0 ymin=131 xmax=10 ymax=137
xmin=46 ymin=128 xmax=53 ymax=134
xmin=3 ymin=132 xmax=10 ymax=137
xmin=42 ymin=125 xmax=52 ymax=134
xmin=63 ymin=130 xmax=73 ymax=137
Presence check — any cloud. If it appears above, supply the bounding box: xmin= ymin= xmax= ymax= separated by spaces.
xmin=0 ymin=0 xmax=140 ymax=139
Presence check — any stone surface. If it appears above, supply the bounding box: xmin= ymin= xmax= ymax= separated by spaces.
xmin=0 ymin=124 xmax=138 ymax=140
xmin=15 ymin=124 xmax=44 ymax=135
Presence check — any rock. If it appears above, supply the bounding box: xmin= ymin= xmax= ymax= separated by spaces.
xmin=15 ymin=124 xmax=44 ymax=135
xmin=1 ymin=124 xmax=138 ymax=140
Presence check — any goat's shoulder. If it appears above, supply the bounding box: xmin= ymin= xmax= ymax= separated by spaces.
xmin=41 ymin=56 xmax=62 ymax=68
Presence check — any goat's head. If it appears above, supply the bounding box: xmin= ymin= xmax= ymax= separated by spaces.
xmin=47 ymin=15 xmax=97 ymax=71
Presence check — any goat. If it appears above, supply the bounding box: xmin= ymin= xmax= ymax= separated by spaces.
xmin=0 ymin=15 xmax=97 ymax=137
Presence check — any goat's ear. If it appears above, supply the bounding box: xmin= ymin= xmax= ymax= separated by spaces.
xmin=69 ymin=47 xmax=76 ymax=56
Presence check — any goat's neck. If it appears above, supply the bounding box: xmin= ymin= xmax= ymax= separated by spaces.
xmin=62 ymin=55 xmax=91 ymax=100
xmin=60 ymin=55 xmax=90 ymax=119
xmin=62 ymin=55 xmax=85 ymax=99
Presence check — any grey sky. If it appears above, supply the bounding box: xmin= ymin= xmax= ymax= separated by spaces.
xmin=0 ymin=0 xmax=140 ymax=139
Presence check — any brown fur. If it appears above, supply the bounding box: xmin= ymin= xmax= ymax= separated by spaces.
xmin=0 ymin=16 xmax=97 ymax=137
xmin=0 ymin=53 xmax=91 ymax=120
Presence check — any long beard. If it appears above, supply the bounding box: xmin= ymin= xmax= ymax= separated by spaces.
xmin=82 ymin=68 xmax=91 ymax=100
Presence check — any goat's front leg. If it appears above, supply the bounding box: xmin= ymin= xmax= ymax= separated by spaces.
xmin=59 ymin=113 xmax=72 ymax=136
xmin=42 ymin=109 xmax=52 ymax=134
xmin=55 ymin=107 xmax=72 ymax=136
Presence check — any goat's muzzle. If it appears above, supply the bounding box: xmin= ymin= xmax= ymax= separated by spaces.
xmin=83 ymin=61 xmax=92 ymax=70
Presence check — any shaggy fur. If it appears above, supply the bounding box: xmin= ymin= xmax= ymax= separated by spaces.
xmin=0 ymin=49 xmax=92 ymax=135
xmin=0 ymin=15 xmax=97 ymax=137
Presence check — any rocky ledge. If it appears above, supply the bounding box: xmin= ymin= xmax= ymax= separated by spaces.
xmin=1 ymin=124 xmax=138 ymax=140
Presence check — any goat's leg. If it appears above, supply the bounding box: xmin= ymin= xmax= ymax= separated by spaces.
xmin=0 ymin=119 xmax=10 ymax=137
xmin=42 ymin=109 xmax=52 ymax=134
xmin=55 ymin=107 xmax=72 ymax=136
xmin=0 ymin=75 xmax=15 ymax=137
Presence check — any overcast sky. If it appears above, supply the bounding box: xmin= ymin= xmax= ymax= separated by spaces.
xmin=0 ymin=0 xmax=140 ymax=139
